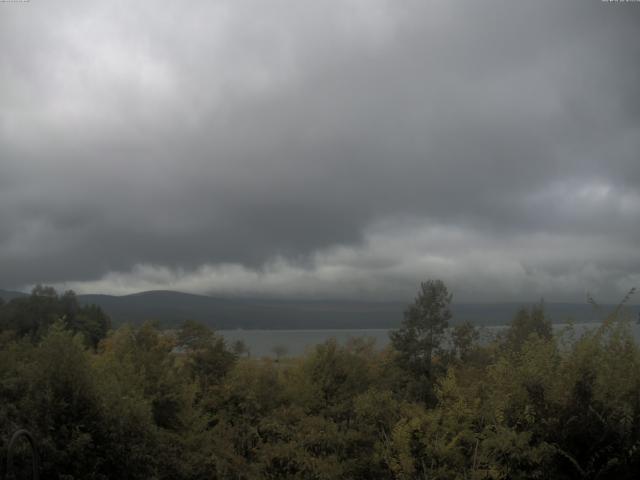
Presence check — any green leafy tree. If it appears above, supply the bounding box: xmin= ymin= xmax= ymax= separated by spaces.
xmin=61 ymin=291 xmax=111 ymax=348
xmin=503 ymin=302 xmax=552 ymax=352
xmin=232 ymin=339 xmax=250 ymax=357
xmin=272 ymin=344 xmax=288 ymax=362
xmin=0 ymin=286 xmax=110 ymax=347
xmin=390 ymin=279 xmax=452 ymax=402
xmin=177 ymin=320 xmax=237 ymax=395
xmin=450 ymin=321 xmax=480 ymax=362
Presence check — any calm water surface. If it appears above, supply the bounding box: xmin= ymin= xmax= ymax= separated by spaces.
xmin=219 ymin=323 xmax=640 ymax=357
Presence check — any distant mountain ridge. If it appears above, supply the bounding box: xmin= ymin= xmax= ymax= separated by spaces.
xmin=0 ymin=289 xmax=27 ymax=302
xmin=75 ymin=290 xmax=406 ymax=329
xmin=2 ymin=289 xmax=638 ymax=329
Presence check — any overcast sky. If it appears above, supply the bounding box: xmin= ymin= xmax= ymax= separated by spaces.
xmin=1 ymin=0 xmax=639 ymax=302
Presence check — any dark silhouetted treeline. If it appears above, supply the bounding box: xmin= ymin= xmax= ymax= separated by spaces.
xmin=1 ymin=284 xmax=639 ymax=479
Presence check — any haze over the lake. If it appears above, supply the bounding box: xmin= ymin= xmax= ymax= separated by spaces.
xmin=1 ymin=0 xmax=639 ymax=302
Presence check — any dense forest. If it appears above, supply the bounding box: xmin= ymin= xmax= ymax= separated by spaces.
xmin=1 ymin=282 xmax=639 ymax=479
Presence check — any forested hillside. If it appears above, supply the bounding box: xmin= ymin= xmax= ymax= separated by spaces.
xmin=1 ymin=284 xmax=640 ymax=479
xmin=71 ymin=291 xmax=640 ymax=328
xmin=4 ymin=288 xmax=636 ymax=329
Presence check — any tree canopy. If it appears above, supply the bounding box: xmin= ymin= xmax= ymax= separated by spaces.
xmin=1 ymin=284 xmax=640 ymax=479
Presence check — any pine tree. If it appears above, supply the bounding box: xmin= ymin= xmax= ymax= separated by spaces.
xmin=390 ymin=279 xmax=452 ymax=402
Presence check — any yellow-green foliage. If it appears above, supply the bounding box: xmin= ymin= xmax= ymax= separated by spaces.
xmin=2 ymin=299 xmax=640 ymax=479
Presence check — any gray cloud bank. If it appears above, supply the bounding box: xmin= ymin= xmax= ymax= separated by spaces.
xmin=1 ymin=0 xmax=639 ymax=302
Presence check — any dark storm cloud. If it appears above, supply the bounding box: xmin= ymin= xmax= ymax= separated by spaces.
xmin=1 ymin=0 xmax=639 ymax=301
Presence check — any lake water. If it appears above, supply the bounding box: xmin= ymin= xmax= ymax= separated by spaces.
xmin=219 ymin=322 xmax=640 ymax=357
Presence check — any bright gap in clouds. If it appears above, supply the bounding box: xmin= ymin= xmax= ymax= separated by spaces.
xmin=50 ymin=216 xmax=640 ymax=303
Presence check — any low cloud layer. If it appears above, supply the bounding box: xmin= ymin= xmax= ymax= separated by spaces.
xmin=2 ymin=0 xmax=639 ymax=302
